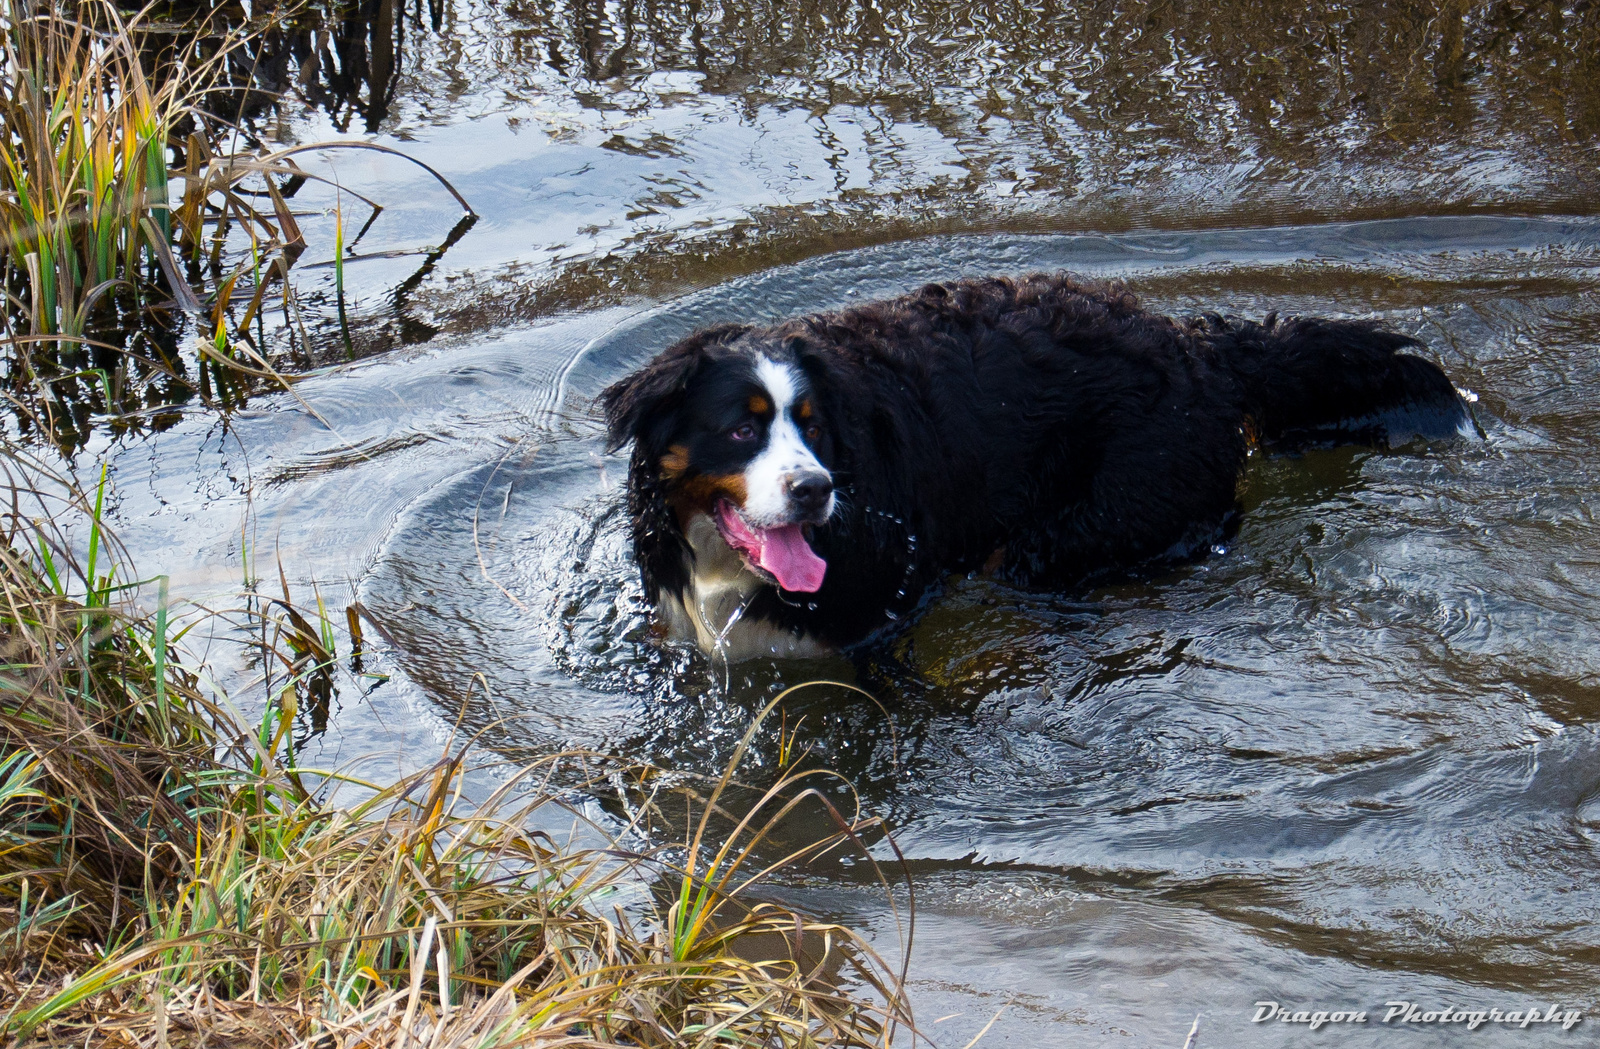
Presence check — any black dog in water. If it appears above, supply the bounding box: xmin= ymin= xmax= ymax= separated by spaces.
xmin=600 ymin=273 xmax=1467 ymax=659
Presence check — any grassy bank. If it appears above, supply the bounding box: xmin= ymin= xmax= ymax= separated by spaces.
xmin=0 ymin=447 xmax=909 ymax=1046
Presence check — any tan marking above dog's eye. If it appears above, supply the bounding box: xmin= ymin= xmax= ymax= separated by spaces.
xmin=659 ymin=444 xmax=690 ymax=477
xmin=796 ymin=399 xmax=813 ymax=419
xmin=748 ymin=394 xmax=770 ymax=414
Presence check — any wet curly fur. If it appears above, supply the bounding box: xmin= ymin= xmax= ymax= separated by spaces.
xmin=602 ymin=273 xmax=1467 ymax=653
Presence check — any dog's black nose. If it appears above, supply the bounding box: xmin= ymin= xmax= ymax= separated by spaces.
xmin=786 ymin=471 xmax=833 ymax=515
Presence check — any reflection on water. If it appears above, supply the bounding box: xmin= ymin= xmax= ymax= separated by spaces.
xmin=82 ymin=0 xmax=1600 ymax=1042
xmin=54 ymin=0 xmax=1597 ymax=440
xmin=205 ymin=0 xmax=1600 ymax=353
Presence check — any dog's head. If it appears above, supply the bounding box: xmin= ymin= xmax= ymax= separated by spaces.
xmin=600 ymin=325 xmax=837 ymax=593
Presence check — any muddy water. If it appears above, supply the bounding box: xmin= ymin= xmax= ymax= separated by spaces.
xmin=100 ymin=0 xmax=1600 ymax=1044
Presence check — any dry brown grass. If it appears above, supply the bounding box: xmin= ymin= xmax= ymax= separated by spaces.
xmin=0 ymin=445 xmax=913 ymax=1048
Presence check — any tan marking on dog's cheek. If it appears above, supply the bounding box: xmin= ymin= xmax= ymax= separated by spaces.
xmin=673 ymin=472 xmax=749 ymax=513
xmin=658 ymin=444 xmax=690 ymax=478
xmin=1241 ymin=416 xmax=1261 ymax=454
xmin=748 ymin=394 xmax=770 ymax=415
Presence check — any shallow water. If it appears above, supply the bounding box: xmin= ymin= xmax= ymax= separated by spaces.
xmin=93 ymin=0 xmax=1600 ymax=1044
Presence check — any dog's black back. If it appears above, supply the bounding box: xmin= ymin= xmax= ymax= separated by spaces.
xmin=603 ymin=274 xmax=1467 ymax=652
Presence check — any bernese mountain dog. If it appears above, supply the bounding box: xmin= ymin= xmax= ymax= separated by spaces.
xmin=601 ymin=273 xmax=1468 ymax=660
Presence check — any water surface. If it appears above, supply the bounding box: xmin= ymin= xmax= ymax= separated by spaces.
xmin=94 ymin=1 xmax=1600 ymax=1044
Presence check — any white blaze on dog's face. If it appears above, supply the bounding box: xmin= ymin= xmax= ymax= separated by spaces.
xmin=741 ymin=357 xmax=836 ymax=527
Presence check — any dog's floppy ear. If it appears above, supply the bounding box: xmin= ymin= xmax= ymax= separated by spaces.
xmin=599 ymin=323 xmax=751 ymax=453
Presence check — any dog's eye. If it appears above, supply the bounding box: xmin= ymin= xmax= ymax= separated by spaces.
xmin=804 ymin=424 xmax=822 ymax=441
xmin=729 ymin=422 xmax=757 ymax=442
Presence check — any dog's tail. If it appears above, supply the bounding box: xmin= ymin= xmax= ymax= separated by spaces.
xmin=1205 ymin=313 xmax=1470 ymax=445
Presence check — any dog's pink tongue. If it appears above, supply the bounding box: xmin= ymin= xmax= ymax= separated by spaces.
xmin=755 ymin=524 xmax=827 ymax=592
